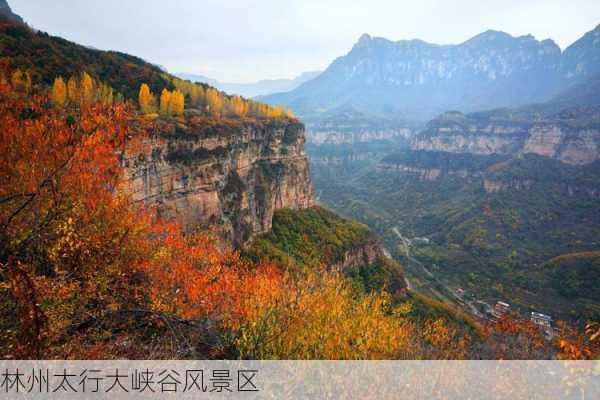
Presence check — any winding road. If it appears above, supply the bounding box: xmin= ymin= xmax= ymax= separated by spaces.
xmin=391 ymin=226 xmax=487 ymax=319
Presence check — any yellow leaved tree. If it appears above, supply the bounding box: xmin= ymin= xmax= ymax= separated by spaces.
xmin=138 ymin=83 xmax=156 ymax=114
xmin=159 ymin=88 xmax=172 ymax=116
xmin=50 ymin=77 xmax=67 ymax=107
xmin=158 ymin=89 xmax=185 ymax=117
xmin=171 ymin=90 xmax=185 ymax=116
xmin=80 ymin=71 xmax=95 ymax=105
xmin=206 ymin=88 xmax=223 ymax=117
xmin=98 ymin=83 xmax=114 ymax=107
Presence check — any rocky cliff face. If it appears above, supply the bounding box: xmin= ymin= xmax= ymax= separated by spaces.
xmin=331 ymin=240 xmax=384 ymax=272
xmin=412 ymin=112 xmax=600 ymax=165
xmin=377 ymin=148 xmax=600 ymax=197
xmin=306 ymin=127 xmax=412 ymax=145
xmin=523 ymin=125 xmax=600 ymax=165
xmin=376 ymin=163 xmax=475 ymax=181
xmin=123 ymin=119 xmax=314 ymax=247
xmin=482 ymin=177 xmax=600 ymax=197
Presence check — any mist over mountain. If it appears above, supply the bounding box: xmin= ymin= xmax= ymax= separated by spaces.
xmin=262 ymin=26 xmax=600 ymax=122
xmin=175 ymin=70 xmax=321 ymax=98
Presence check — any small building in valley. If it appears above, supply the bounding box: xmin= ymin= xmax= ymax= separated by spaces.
xmin=491 ymin=301 xmax=510 ymax=319
xmin=530 ymin=312 xmax=555 ymax=339
xmin=530 ymin=312 xmax=552 ymax=329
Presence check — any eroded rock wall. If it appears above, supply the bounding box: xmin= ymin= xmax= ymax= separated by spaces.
xmin=122 ymin=120 xmax=314 ymax=247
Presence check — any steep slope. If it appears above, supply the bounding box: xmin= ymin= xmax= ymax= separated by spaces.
xmin=0 ymin=0 xmax=22 ymax=24
xmin=246 ymin=207 xmax=407 ymax=294
xmin=0 ymin=20 xmax=172 ymax=100
xmin=562 ymin=24 xmax=600 ymax=81
xmin=549 ymin=72 xmax=600 ymax=108
xmin=0 ymin=10 xmax=315 ymax=248
xmin=262 ymin=26 xmax=600 ymax=122
xmin=124 ymin=118 xmax=313 ymax=247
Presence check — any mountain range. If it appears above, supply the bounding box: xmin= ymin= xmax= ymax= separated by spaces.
xmin=305 ymin=25 xmax=600 ymax=322
xmin=175 ymin=70 xmax=321 ymax=98
xmin=262 ymin=26 xmax=600 ymax=122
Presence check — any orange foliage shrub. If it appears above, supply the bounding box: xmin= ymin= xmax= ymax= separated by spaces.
xmin=138 ymin=220 xmax=420 ymax=359
xmin=0 ymin=68 xmax=147 ymax=357
xmin=139 ymin=221 xmax=283 ymax=321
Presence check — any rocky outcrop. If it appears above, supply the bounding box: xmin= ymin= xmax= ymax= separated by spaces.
xmin=483 ymin=177 xmax=600 ymax=198
xmin=376 ymin=162 xmax=482 ymax=181
xmin=412 ymin=124 xmax=526 ymax=155
xmin=523 ymin=126 xmax=600 ymax=165
xmin=122 ymin=119 xmax=313 ymax=247
xmin=412 ymin=112 xmax=600 ymax=165
xmin=306 ymin=127 xmax=412 ymax=145
xmin=377 ymin=164 xmax=443 ymax=181
xmin=310 ymin=153 xmax=377 ymax=165
xmin=331 ymin=240 xmax=385 ymax=272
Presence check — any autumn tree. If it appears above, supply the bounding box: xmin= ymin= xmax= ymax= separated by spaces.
xmin=206 ymin=88 xmax=222 ymax=117
xmin=0 ymin=70 xmax=145 ymax=357
xmin=159 ymin=88 xmax=172 ymax=116
xmin=138 ymin=83 xmax=155 ymax=114
xmin=80 ymin=71 xmax=95 ymax=105
xmin=67 ymin=76 xmax=79 ymax=104
xmin=98 ymin=83 xmax=114 ymax=107
xmin=229 ymin=270 xmax=418 ymax=359
xmin=230 ymin=95 xmax=248 ymax=117
xmin=190 ymin=84 xmax=204 ymax=107
xmin=171 ymin=90 xmax=185 ymax=116
xmin=50 ymin=77 xmax=67 ymax=107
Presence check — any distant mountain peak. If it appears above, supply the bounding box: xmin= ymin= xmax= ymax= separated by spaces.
xmin=352 ymin=33 xmax=374 ymax=50
xmin=463 ymin=29 xmax=526 ymax=47
xmin=358 ymin=33 xmax=372 ymax=43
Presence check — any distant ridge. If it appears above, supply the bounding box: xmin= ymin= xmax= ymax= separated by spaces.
xmin=175 ymin=70 xmax=321 ymax=98
xmin=262 ymin=25 xmax=600 ymax=122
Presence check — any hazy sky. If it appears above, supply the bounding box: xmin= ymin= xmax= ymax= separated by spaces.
xmin=11 ymin=0 xmax=600 ymax=83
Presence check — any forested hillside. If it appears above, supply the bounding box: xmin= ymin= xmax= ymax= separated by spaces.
xmin=0 ymin=2 xmax=597 ymax=361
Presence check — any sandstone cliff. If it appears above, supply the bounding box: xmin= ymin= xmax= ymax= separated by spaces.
xmin=122 ymin=118 xmax=314 ymax=247
xmin=377 ymin=149 xmax=600 ymax=197
xmin=412 ymin=111 xmax=600 ymax=165
xmin=376 ymin=163 xmax=471 ymax=181
xmin=330 ymin=240 xmax=385 ymax=272
xmin=306 ymin=127 xmax=413 ymax=145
